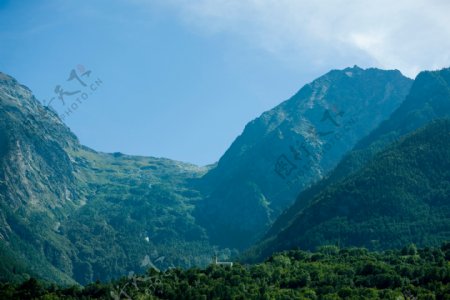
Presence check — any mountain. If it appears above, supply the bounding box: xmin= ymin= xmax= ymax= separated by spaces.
xmin=248 ymin=119 xmax=450 ymax=261
xmin=0 ymin=67 xmax=415 ymax=285
xmin=266 ymin=67 xmax=450 ymax=241
xmin=0 ymin=72 xmax=217 ymax=285
xmin=195 ymin=66 xmax=413 ymax=249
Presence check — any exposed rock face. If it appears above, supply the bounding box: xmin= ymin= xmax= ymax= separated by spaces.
xmin=0 ymin=72 xmax=80 ymax=212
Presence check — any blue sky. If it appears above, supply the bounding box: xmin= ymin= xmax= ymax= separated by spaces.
xmin=1 ymin=0 xmax=449 ymax=165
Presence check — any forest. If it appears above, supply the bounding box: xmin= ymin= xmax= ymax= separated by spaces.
xmin=1 ymin=243 xmax=449 ymax=299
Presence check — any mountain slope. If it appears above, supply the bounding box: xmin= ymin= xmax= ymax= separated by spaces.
xmin=249 ymin=119 xmax=450 ymax=261
xmin=266 ymin=67 xmax=450 ymax=240
xmin=0 ymin=72 xmax=216 ymax=285
xmin=195 ymin=66 xmax=413 ymax=249
xmin=0 ymin=72 xmax=84 ymax=284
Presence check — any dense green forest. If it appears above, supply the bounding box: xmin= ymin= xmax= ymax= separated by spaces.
xmin=1 ymin=243 xmax=449 ymax=299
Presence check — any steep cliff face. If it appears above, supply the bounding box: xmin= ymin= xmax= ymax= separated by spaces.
xmin=0 ymin=72 xmax=81 ymax=212
xmin=0 ymin=72 xmax=85 ymax=284
xmin=195 ymin=66 xmax=413 ymax=249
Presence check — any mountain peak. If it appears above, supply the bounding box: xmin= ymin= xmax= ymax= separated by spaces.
xmin=343 ymin=65 xmax=363 ymax=72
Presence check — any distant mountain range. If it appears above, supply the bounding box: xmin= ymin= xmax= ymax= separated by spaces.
xmin=1 ymin=66 xmax=449 ymax=286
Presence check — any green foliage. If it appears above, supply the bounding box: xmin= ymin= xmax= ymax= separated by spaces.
xmin=2 ymin=243 xmax=449 ymax=299
xmin=61 ymin=153 xmax=216 ymax=284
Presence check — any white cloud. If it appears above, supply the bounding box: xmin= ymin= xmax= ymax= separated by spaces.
xmin=142 ymin=0 xmax=450 ymax=77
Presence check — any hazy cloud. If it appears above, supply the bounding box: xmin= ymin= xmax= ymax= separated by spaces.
xmin=144 ymin=0 xmax=450 ymax=77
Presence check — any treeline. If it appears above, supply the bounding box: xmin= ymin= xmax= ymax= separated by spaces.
xmin=1 ymin=243 xmax=450 ymax=299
